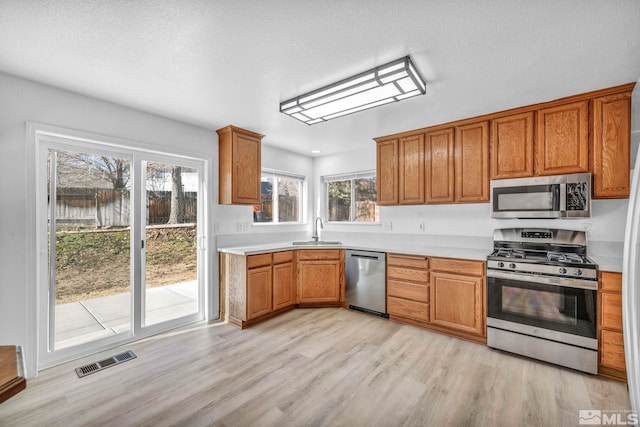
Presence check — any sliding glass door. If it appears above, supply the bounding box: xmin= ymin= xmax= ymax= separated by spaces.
xmin=49 ymin=149 xmax=133 ymax=350
xmin=143 ymin=161 xmax=199 ymax=326
xmin=38 ymin=136 xmax=206 ymax=369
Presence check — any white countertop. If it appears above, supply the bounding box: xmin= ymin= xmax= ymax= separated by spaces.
xmin=217 ymin=241 xmax=490 ymax=261
xmin=590 ymin=255 xmax=623 ymax=273
xmin=217 ymin=240 xmax=623 ymax=272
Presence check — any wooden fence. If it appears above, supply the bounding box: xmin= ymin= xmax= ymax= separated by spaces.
xmin=54 ymin=188 xmax=196 ymax=228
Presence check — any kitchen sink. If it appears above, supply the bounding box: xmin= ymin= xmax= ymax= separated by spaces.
xmin=292 ymin=240 xmax=342 ymax=246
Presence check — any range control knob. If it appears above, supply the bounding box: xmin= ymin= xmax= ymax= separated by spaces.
xmin=509 ymin=263 xmax=516 ymax=269
xmin=574 ymin=269 xmax=583 ymax=276
xmin=559 ymin=267 xmax=567 ymax=274
xmin=497 ymin=262 xmax=505 ymax=268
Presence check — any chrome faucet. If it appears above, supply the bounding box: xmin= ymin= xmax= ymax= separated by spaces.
xmin=312 ymin=217 xmax=323 ymax=241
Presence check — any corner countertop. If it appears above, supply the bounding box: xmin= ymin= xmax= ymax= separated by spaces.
xmin=218 ymin=241 xmax=490 ymax=261
xmin=590 ymin=255 xmax=623 ymax=273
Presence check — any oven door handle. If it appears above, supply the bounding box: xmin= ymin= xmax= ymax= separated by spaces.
xmin=486 ymin=270 xmax=598 ymax=291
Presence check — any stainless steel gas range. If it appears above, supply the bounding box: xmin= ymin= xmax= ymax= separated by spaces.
xmin=486 ymin=228 xmax=598 ymax=374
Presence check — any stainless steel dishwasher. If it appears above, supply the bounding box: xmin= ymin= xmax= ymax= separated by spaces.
xmin=345 ymin=250 xmax=387 ymax=317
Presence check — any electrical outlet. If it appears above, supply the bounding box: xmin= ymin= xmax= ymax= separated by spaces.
xmin=383 ymin=221 xmax=393 ymax=231
xmin=418 ymin=220 xmax=425 ymax=232
xmin=236 ymin=222 xmax=243 ymax=232
xmin=242 ymin=222 xmax=250 ymax=232
xmin=213 ymin=222 xmax=221 ymax=233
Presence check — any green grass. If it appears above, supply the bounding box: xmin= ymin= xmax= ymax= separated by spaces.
xmin=56 ymin=230 xmax=130 ymax=270
xmin=56 ymin=226 xmax=196 ymax=269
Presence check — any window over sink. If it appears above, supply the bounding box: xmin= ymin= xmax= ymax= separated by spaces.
xmin=323 ymin=171 xmax=379 ymax=223
xmin=253 ymin=169 xmax=304 ymax=223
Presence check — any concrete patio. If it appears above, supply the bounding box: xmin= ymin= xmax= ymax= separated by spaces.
xmin=54 ymin=281 xmax=198 ymax=349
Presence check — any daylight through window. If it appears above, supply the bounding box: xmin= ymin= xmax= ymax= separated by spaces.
xmin=254 ymin=170 xmax=304 ymax=223
xmin=324 ymin=171 xmax=378 ymax=222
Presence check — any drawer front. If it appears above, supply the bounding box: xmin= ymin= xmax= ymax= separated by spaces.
xmin=273 ymin=250 xmax=294 ymax=264
xmin=601 ymin=292 xmax=623 ymax=331
xmin=387 ymin=254 xmax=429 ymax=269
xmin=387 ymin=266 xmax=429 ymax=284
xmin=297 ymin=249 xmax=341 ymax=260
xmin=600 ymin=330 xmax=626 ymax=371
xmin=247 ymin=253 xmax=272 ymax=269
xmin=600 ymin=271 xmax=622 ymax=293
xmin=430 ymin=257 xmax=485 ymax=276
xmin=387 ymin=296 xmax=430 ymax=322
xmin=388 ymin=280 xmax=429 ymax=303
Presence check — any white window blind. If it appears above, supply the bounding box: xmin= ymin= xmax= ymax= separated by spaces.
xmin=322 ymin=170 xmax=376 ymax=183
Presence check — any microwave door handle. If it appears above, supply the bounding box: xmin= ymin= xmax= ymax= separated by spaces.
xmin=559 ymin=183 xmax=567 ymax=215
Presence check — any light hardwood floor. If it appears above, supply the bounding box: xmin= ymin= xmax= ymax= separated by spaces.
xmin=1 ymin=308 xmax=630 ymax=426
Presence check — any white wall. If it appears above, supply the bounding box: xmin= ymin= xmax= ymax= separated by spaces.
xmin=0 ymin=71 xmax=315 ymax=376
xmin=313 ymin=145 xmax=630 ymax=248
xmin=213 ymin=144 xmax=313 ymax=242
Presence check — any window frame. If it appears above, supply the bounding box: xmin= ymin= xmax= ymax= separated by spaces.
xmin=253 ymin=168 xmax=305 ymax=225
xmin=323 ymin=170 xmax=379 ymax=224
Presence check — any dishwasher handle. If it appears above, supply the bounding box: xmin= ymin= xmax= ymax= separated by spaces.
xmin=351 ymin=254 xmax=379 ymax=260
xmin=346 ymin=250 xmax=386 ymax=262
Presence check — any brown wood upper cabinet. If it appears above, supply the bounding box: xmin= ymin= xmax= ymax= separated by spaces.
xmin=490 ymin=111 xmax=534 ymax=179
xmin=592 ymin=92 xmax=632 ymax=198
xmin=376 ymin=135 xmax=424 ymax=205
xmin=455 ymin=121 xmax=489 ymax=202
xmin=535 ymin=101 xmax=589 ymax=176
xmin=217 ymin=125 xmax=263 ymax=205
xmin=399 ymin=134 xmax=425 ymax=204
xmin=425 ymin=129 xmax=455 ymax=203
xmin=376 ymin=138 xmax=399 ymax=205
xmin=425 ymin=122 xmax=489 ymax=204
xmin=376 ymin=83 xmax=635 ymax=201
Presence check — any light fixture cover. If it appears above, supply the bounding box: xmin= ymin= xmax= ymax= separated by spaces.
xmin=280 ymin=56 xmax=427 ymax=125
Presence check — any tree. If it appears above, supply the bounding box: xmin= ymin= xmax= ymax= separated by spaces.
xmin=56 ymin=151 xmax=130 ymax=190
xmin=100 ymin=157 xmax=129 ymax=189
xmin=167 ymin=166 xmax=184 ymax=224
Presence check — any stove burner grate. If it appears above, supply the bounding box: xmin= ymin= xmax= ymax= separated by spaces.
xmin=546 ymin=252 xmax=584 ymax=264
xmin=495 ymin=249 xmax=526 ymax=259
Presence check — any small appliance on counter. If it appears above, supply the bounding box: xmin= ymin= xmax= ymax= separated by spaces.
xmin=491 ymin=173 xmax=591 ymax=218
xmin=486 ymin=228 xmax=598 ymax=374
xmin=345 ymin=250 xmax=388 ymax=318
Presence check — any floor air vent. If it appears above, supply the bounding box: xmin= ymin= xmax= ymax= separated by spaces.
xmin=75 ymin=350 xmax=137 ymax=378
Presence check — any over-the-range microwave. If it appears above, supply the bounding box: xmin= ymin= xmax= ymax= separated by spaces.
xmin=490 ymin=173 xmax=591 ymax=218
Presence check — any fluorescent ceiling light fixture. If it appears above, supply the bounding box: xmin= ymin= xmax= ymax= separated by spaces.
xmin=280 ymin=56 xmax=427 ymax=125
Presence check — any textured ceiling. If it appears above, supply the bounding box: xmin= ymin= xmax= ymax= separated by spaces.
xmin=1 ymin=0 xmax=639 ymax=156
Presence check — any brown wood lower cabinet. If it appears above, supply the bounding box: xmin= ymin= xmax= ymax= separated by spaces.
xmin=386 ymin=253 xmax=430 ymax=323
xmin=598 ymin=271 xmax=626 ymax=381
xmin=386 ymin=254 xmax=486 ymax=343
xmin=220 ymin=251 xmax=296 ymax=328
xmin=246 ymin=265 xmax=272 ymax=320
xmin=430 ymin=271 xmax=484 ymax=337
xmin=273 ymin=261 xmax=296 ymax=311
xmin=297 ymin=249 xmax=344 ymax=306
